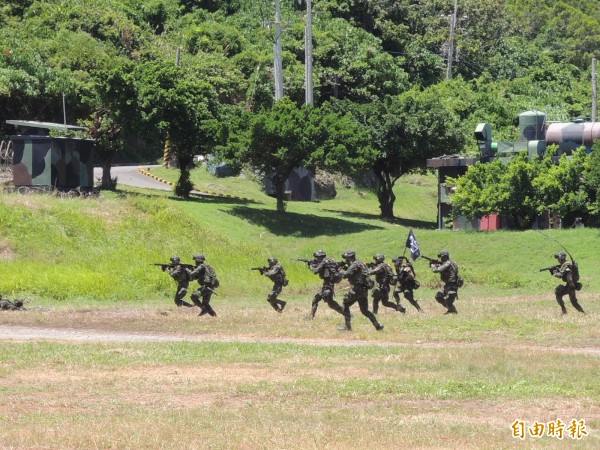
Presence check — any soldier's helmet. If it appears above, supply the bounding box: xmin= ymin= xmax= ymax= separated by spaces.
xmin=437 ymin=250 xmax=449 ymax=259
xmin=555 ymin=251 xmax=567 ymax=260
xmin=342 ymin=249 xmax=356 ymax=259
xmin=373 ymin=253 xmax=385 ymax=263
xmin=314 ymin=250 xmax=326 ymax=258
xmin=268 ymin=257 xmax=278 ymax=265
xmin=193 ymin=254 xmax=206 ymax=262
xmin=170 ymin=256 xmax=181 ymax=264
xmin=14 ymin=299 xmax=23 ymax=308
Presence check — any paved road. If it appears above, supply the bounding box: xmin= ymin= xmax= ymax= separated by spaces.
xmin=93 ymin=165 xmax=171 ymax=190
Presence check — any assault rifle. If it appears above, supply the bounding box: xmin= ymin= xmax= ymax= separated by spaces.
xmin=420 ymin=255 xmax=441 ymax=265
xmin=292 ymin=258 xmax=315 ymax=264
xmin=251 ymin=266 xmax=267 ymax=273
xmin=151 ymin=262 xmax=195 ymax=271
xmin=334 ymin=261 xmax=348 ymax=271
xmin=539 ymin=264 xmax=560 ymax=274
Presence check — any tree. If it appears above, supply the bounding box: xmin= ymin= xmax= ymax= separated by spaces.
xmin=446 ymin=158 xmax=506 ymax=220
xmin=533 ymin=147 xmax=589 ymax=225
xmin=133 ymin=60 xmax=221 ymax=198
xmin=226 ymin=98 xmax=373 ymax=213
xmin=84 ymin=108 xmax=121 ymax=190
xmin=584 ymin=142 xmax=600 ymax=221
xmin=336 ymin=83 xmax=468 ymax=219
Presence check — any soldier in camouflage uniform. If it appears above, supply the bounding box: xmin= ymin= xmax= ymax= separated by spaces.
xmin=551 ymin=251 xmax=585 ymax=315
xmin=165 ymin=256 xmax=194 ymax=308
xmin=430 ymin=250 xmax=461 ymax=314
xmin=189 ymin=254 xmax=219 ymax=317
xmin=368 ymin=254 xmax=405 ymax=314
xmin=338 ymin=250 xmax=384 ymax=332
xmin=392 ymin=256 xmax=423 ymax=313
xmin=307 ymin=250 xmax=345 ymax=319
xmin=0 ymin=294 xmax=25 ymax=310
xmin=259 ymin=257 xmax=288 ymax=313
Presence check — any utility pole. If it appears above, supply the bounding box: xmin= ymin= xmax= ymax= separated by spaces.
xmin=592 ymin=58 xmax=598 ymax=122
xmin=445 ymin=0 xmax=458 ymax=81
xmin=274 ymin=0 xmax=284 ymax=101
xmin=304 ymin=0 xmax=313 ymax=105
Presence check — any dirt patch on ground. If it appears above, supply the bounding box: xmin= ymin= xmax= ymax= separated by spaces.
xmin=1 ymin=322 xmax=600 ymax=357
xmin=0 ymin=240 xmax=15 ymax=260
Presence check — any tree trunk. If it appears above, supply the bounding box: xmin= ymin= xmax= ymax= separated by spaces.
xmin=273 ymin=174 xmax=286 ymax=214
xmin=101 ymin=157 xmax=114 ymax=190
xmin=175 ymin=154 xmax=194 ymax=198
xmin=374 ymin=164 xmax=397 ymax=219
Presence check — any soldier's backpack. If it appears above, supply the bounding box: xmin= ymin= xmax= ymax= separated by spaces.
xmin=384 ymin=264 xmax=395 ymax=284
xmin=280 ymin=266 xmax=289 ymax=286
xmin=205 ymin=263 xmax=219 ymax=288
xmin=570 ymin=260 xmax=580 ymax=282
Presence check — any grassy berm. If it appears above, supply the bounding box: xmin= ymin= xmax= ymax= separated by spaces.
xmin=0 ymin=168 xmax=598 ymax=449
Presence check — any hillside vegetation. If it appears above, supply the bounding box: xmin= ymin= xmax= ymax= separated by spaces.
xmin=1 ymin=169 xmax=598 ymax=306
xmin=2 ymin=0 xmax=600 ymax=220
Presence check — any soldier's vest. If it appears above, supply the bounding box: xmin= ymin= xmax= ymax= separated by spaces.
xmin=271 ymin=264 xmax=289 ymax=286
xmin=383 ymin=264 xmax=394 ymax=284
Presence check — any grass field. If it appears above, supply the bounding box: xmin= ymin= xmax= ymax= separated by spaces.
xmin=0 ymin=166 xmax=598 ymax=448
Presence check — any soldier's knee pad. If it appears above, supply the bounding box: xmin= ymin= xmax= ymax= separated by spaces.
xmin=435 ymin=292 xmax=445 ymax=302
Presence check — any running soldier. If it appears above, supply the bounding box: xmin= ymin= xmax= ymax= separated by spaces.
xmin=338 ymin=250 xmax=383 ymax=331
xmin=430 ymin=250 xmax=462 ymax=314
xmin=306 ymin=250 xmax=345 ymax=319
xmin=189 ymin=254 xmax=220 ymax=317
xmin=550 ymin=251 xmax=585 ymax=315
xmin=165 ymin=256 xmax=194 ymax=307
xmin=257 ymin=257 xmax=288 ymax=313
xmin=368 ymin=254 xmax=404 ymax=314
xmin=392 ymin=256 xmax=423 ymax=313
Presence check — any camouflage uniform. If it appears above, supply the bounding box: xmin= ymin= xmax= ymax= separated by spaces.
xmin=189 ymin=254 xmax=219 ymax=317
xmin=552 ymin=252 xmax=585 ymax=314
xmin=392 ymin=257 xmax=423 ymax=312
xmin=0 ymin=296 xmax=25 ymax=310
xmin=307 ymin=250 xmax=345 ymax=319
xmin=261 ymin=258 xmax=287 ymax=313
xmin=165 ymin=257 xmax=194 ymax=308
xmin=430 ymin=250 xmax=460 ymax=314
xmin=339 ymin=250 xmax=383 ymax=331
xmin=368 ymin=254 xmax=404 ymax=314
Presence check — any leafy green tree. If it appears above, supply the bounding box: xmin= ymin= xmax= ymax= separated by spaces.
xmin=584 ymin=142 xmax=600 ymax=221
xmin=336 ymin=82 xmax=469 ymax=219
xmin=133 ymin=59 xmax=221 ymax=198
xmin=446 ymin=158 xmax=506 ymax=220
xmin=84 ymin=108 xmax=121 ymax=190
xmin=226 ymin=98 xmax=373 ymax=213
xmin=533 ymin=147 xmax=589 ymax=224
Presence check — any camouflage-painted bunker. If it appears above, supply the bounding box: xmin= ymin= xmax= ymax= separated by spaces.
xmin=7 ymin=120 xmax=94 ymax=189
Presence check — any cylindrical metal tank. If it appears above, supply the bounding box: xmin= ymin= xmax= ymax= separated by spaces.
xmin=546 ymin=121 xmax=600 ymax=153
xmin=519 ymin=110 xmax=546 ymax=141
